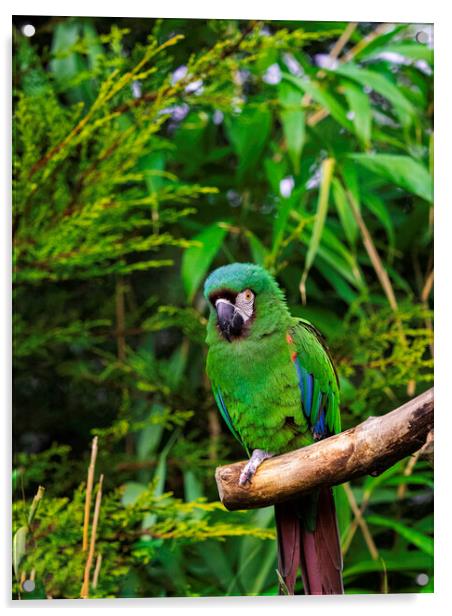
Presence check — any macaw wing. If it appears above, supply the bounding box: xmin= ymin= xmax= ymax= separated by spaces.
xmin=211 ymin=384 xmax=247 ymax=451
xmin=289 ymin=318 xmax=341 ymax=438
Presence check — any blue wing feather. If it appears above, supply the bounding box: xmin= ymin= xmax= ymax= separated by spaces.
xmin=292 ymin=356 xmax=329 ymax=438
xmin=304 ymin=371 xmax=313 ymax=417
xmin=293 ymin=355 xmax=316 ymax=419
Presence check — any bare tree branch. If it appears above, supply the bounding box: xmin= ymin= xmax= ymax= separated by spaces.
xmin=215 ymin=388 xmax=433 ymax=511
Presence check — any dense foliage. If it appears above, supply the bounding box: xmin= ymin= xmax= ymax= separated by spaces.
xmin=12 ymin=17 xmax=433 ymax=598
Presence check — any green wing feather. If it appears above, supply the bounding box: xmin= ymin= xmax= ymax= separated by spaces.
xmin=290 ymin=318 xmax=341 ymax=436
xmin=211 ymin=383 xmax=249 ymax=454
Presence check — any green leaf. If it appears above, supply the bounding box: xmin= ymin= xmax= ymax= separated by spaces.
xmin=314 ymin=239 xmax=362 ymax=288
xmin=82 ymin=21 xmax=104 ymax=70
xmin=182 ymin=223 xmax=229 ymax=302
xmin=342 ymin=80 xmax=372 ymax=147
xmin=344 ymin=551 xmax=433 ymax=577
xmin=264 ymin=157 xmax=287 ymax=194
xmin=341 ymin=159 xmax=361 ymax=205
xmin=385 ymin=475 xmax=433 ymax=488
xmin=28 ymin=486 xmax=45 ymax=525
xmin=225 ymin=105 xmax=272 ymax=181
xmin=278 ymin=81 xmax=305 ymax=173
xmin=234 ymin=507 xmax=276 ymax=595
xmin=300 ymin=158 xmax=335 ymax=302
xmin=138 ymin=151 xmax=167 ymax=195
xmin=315 ymin=257 xmax=359 ymax=304
xmin=290 ymin=305 xmax=343 ymax=340
xmin=121 ymin=482 xmax=147 ymax=506
xmin=361 ymin=191 xmax=395 ymax=247
xmin=365 ymin=43 xmax=433 ymax=64
xmin=367 ymin=514 xmax=434 ymax=556
xmin=332 ymin=178 xmax=358 ymax=245
xmin=352 ymin=24 xmax=407 ymax=60
xmin=200 ymin=541 xmax=235 ymax=591
xmin=333 ymin=484 xmax=351 ymax=541
xmin=136 ymin=405 xmax=165 ymax=461
xmin=153 ymin=429 xmax=179 ymax=497
xmin=272 ymin=195 xmax=296 ymax=258
xmin=334 ymin=63 xmax=415 ymax=126
xmin=283 ymin=73 xmax=352 ymax=130
xmin=12 ymin=468 xmax=20 ymax=491
xmin=183 ymin=469 xmax=204 ymax=502
xmin=246 ymin=231 xmax=269 ymax=266
xmin=320 ymin=225 xmax=363 ymax=287
xmin=13 ymin=526 xmax=28 ymax=580
xmin=50 ymin=21 xmax=95 ymax=105
xmin=362 ymin=461 xmax=405 ymax=494
xmin=349 ymin=153 xmax=433 ymax=202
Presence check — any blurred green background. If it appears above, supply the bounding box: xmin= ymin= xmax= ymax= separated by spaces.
xmin=12 ymin=17 xmax=433 ymax=598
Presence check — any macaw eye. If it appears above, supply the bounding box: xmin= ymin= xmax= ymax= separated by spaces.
xmin=242 ymin=289 xmax=254 ymax=302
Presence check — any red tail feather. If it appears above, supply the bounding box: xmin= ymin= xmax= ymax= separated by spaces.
xmin=274 ymin=487 xmax=343 ymax=595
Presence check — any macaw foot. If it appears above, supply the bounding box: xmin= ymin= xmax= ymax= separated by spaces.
xmin=239 ymin=449 xmax=274 ymax=486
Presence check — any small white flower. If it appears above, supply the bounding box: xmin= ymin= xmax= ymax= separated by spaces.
xmin=375 ymin=51 xmax=409 ymax=65
xmin=414 ymin=60 xmax=433 ymax=76
xmin=283 ymin=53 xmax=303 ymax=77
xmin=231 ymin=96 xmax=245 ymax=114
xmin=314 ymin=54 xmax=338 ymax=70
xmin=131 ymin=81 xmax=142 ymax=99
xmin=280 ymin=176 xmax=295 ymax=198
xmin=234 ymin=70 xmax=250 ymax=86
xmin=172 ymin=104 xmax=190 ymax=122
xmin=171 ymin=65 xmax=188 ymax=84
xmin=185 ymin=79 xmax=203 ymax=94
xmin=213 ymin=110 xmax=224 ymax=125
xmin=263 ymin=64 xmax=282 ymax=85
xmin=226 ymin=190 xmax=242 ymax=207
xmin=306 ymin=168 xmax=321 ymax=190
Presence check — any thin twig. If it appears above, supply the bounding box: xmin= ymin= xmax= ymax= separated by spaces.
xmin=342 ymin=482 xmax=379 ymax=560
xmin=345 ymin=189 xmax=398 ymax=311
xmin=342 ymin=489 xmax=371 ymax=556
xmin=330 ymin=22 xmax=358 ymax=59
xmin=397 ymin=450 xmax=422 ymax=500
xmin=81 ymin=474 xmax=104 ymax=599
xmin=421 ymin=269 xmax=434 ymax=303
xmin=344 ymin=188 xmax=419 ymax=397
xmin=28 ymin=485 xmax=45 ymax=526
xmin=82 ymin=437 xmax=98 ymax=552
xmin=92 ymin=553 xmax=102 ymax=590
xmin=341 ymin=23 xmax=392 ymax=63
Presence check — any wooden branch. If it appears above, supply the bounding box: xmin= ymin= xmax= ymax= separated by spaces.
xmin=215 ymin=388 xmax=433 ymax=511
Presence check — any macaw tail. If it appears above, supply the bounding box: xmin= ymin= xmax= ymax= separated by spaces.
xmin=274 ymin=487 xmax=344 ymax=595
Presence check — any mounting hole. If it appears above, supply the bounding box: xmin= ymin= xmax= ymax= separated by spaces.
xmin=416 ymin=31 xmax=429 ymax=45
xmin=21 ymin=24 xmax=36 ymax=38
xmin=22 ymin=579 xmax=35 ymax=593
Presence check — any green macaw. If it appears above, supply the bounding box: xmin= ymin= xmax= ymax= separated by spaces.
xmin=204 ymin=262 xmax=343 ymax=595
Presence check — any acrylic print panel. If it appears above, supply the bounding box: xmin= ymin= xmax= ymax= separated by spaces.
xmin=12 ymin=15 xmax=433 ymax=599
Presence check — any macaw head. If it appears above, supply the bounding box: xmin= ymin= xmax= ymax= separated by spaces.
xmin=204 ymin=263 xmax=290 ymax=343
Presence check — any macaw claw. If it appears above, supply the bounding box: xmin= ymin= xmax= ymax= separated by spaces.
xmin=238 ymin=449 xmax=273 ymax=486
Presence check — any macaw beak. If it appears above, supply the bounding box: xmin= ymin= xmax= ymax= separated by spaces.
xmin=215 ymin=299 xmax=244 ymax=341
